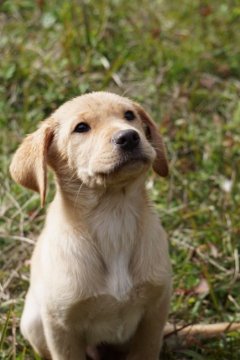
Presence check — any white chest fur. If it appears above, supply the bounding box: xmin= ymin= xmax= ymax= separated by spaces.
xmin=89 ymin=192 xmax=139 ymax=300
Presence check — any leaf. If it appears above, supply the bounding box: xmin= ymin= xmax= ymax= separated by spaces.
xmin=193 ymin=278 xmax=209 ymax=295
xmin=199 ymin=5 xmax=213 ymax=17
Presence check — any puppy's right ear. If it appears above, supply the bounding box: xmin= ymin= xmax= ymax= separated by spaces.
xmin=9 ymin=119 xmax=55 ymax=207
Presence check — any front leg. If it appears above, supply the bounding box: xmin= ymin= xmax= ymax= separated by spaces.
xmin=127 ymin=291 xmax=170 ymax=360
xmin=42 ymin=314 xmax=86 ymax=360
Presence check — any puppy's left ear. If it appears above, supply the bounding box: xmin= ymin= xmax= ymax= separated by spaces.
xmin=9 ymin=119 xmax=55 ymax=207
xmin=134 ymin=103 xmax=169 ymax=177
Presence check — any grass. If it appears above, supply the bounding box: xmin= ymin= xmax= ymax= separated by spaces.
xmin=0 ymin=0 xmax=240 ymax=358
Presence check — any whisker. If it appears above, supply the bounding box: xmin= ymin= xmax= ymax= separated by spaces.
xmin=74 ymin=181 xmax=85 ymax=209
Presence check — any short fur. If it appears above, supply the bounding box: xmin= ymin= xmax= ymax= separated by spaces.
xmin=10 ymin=92 xmax=172 ymax=360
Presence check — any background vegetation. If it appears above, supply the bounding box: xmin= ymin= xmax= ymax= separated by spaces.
xmin=0 ymin=0 xmax=240 ymax=359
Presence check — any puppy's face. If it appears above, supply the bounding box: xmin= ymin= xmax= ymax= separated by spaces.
xmin=52 ymin=93 xmax=157 ymax=186
xmin=10 ymin=92 xmax=168 ymax=204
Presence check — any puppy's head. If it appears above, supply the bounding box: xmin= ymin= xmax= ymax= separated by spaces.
xmin=10 ymin=92 xmax=168 ymax=204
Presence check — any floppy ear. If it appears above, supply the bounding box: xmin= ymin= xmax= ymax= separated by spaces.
xmin=9 ymin=119 xmax=54 ymax=207
xmin=135 ymin=104 xmax=169 ymax=177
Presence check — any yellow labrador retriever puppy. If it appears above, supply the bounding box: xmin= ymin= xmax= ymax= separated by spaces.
xmin=10 ymin=92 xmax=172 ymax=360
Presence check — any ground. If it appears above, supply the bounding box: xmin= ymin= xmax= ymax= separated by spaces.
xmin=0 ymin=0 xmax=240 ymax=359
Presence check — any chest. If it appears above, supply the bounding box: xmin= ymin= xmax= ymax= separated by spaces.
xmin=89 ymin=198 xmax=140 ymax=300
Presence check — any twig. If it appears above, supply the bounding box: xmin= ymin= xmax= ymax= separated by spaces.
xmin=164 ymin=322 xmax=240 ymax=338
xmin=172 ymin=236 xmax=230 ymax=274
xmin=0 ymin=233 xmax=34 ymax=245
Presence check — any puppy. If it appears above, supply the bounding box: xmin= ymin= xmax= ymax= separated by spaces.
xmin=10 ymin=92 xmax=172 ymax=360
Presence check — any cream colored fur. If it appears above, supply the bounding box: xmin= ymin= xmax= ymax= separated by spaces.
xmin=10 ymin=92 xmax=172 ymax=360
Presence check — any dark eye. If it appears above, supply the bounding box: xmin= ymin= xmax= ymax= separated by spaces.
xmin=124 ymin=110 xmax=135 ymax=121
xmin=74 ymin=122 xmax=91 ymax=133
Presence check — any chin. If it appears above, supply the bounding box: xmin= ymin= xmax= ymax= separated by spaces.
xmin=87 ymin=158 xmax=151 ymax=188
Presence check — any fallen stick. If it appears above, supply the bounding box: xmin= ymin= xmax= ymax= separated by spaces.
xmin=164 ymin=322 xmax=240 ymax=338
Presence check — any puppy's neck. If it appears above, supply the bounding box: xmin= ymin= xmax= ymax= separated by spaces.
xmin=54 ymin=174 xmax=148 ymax=223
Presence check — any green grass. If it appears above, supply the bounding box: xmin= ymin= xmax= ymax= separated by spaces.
xmin=1 ymin=0 xmax=240 ymax=358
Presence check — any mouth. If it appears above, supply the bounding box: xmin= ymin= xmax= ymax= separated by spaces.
xmin=102 ymin=153 xmax=150 ymax=176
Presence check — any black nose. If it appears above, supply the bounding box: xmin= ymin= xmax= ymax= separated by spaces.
xmin=112 ymin=130 xmax=140 ymax=151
